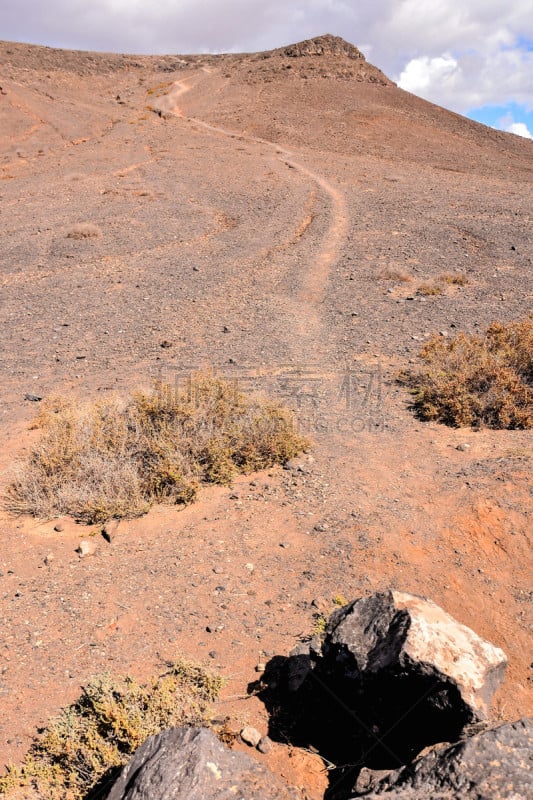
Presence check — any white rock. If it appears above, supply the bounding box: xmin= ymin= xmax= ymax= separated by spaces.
xmin=240 ymin=726 xmax=262 ymax=747
xmin=77 ymin=539 xmax=96 ymax=558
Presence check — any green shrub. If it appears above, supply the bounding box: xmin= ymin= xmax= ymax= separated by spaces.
xmin=0 ymin=660 xmax=223 ymax=800
xmin=399 ymin=320 xmax=532 ymax=428
xmin=6 ymin=374 xmax=309 ymax=523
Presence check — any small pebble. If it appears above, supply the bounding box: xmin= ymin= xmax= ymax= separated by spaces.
xmin=240 ymin=726 xmax=262 ymax=747
xmin=456 ymin=443 xmax=470 ymax=452
xmin=76 ymin=540 xmax=96 ymax=558
xmin=257 ymin=736 xmax=272 ymax=754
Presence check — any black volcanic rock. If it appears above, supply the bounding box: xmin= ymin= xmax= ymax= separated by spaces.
xmin=267 ymin=591 xmax=508 ymax=792
xmin=105 ymin=726 xmax=300 ymax=800
xmin=360 ymin=718 xmax=533 ymax=799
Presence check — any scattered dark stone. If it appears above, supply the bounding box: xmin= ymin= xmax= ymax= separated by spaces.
xmin=24 ymin=393 xmax=42 ymax=402
xmin=160 ymin=340 xmax=172 ymax=348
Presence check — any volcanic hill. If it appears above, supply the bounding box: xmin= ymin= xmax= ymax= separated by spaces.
xmin=0 ymin=33 xmax=531 ymax=789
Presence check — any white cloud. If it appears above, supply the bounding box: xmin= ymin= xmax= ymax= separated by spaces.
xmin=396 ymin=45 xmax=533 ymax=113
xmin=498 ymin=114 xmax=533 ymax=139
xmin=506 ymin=122 xmax=533 ymax=139
xmin=397 ymin=55 xmax=461 ymax=95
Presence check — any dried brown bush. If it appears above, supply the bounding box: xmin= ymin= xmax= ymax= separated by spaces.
xmin=377 ymin=268 xmax=411 ymax=282
xmin=6 ymin=374 xmax=309 ymax=523
xmin=416 ymin=282 xmax=443 ymax=296
xmin=65 ymin=223 xmax=102 ymax=239
xmin=399 ymin=320 xmax=533 ymax=428
xmin=439 ymin=272 xmax=468 ymax=286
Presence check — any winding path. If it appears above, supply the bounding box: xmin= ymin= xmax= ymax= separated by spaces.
xmin=160 ymin=75 xmax=349 ymax=311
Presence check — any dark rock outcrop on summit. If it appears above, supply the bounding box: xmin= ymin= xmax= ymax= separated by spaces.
xmin=277 ymin=34 xmax=366 ymax=60
xmin=105 ymin=726 xmax=300 ymax=800
xmin=360 ymin=717 xmax=533 ymax=799
xmin=264 ymin=34 xmax=392 ymax=84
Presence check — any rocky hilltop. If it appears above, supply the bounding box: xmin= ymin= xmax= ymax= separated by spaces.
xmin=276 ymin=33 xmax=367 ymax=59
xmin=253 ymin=33 xmax=392 ymax=84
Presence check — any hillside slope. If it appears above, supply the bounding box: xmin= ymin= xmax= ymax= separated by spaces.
xmin=0 ymin=35 xmax=531 ymax=779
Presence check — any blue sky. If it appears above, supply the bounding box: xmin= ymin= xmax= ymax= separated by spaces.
xmin=468 ymin=103 xmax=533 ymax=140
xmin=1 ymin=1 xmax=532 ymax=139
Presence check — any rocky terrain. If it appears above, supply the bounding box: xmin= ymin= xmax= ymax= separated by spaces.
xmin=98 ymin=592 xmax=532 ymax=799
xmin=0 ymin=33 xmax=531 ymax=796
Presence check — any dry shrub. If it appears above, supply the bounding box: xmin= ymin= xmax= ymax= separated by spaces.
xmin=439 ymin=272 xmax=468 ymax=286
xmin=377 ymin=268 xmax=411 ymax=283
xmin=0 ymin=660 xmax=223 ymax=800
xmin=146 ymin=81 xmax=172 ymax=97
xmin=416 ymin=283 xmax=443 ymax=296
xmin=399 ymin=320 xmax=533 ymax=428
xmin=6 ymin=374 xmax=309 ymax=523
xmin=66 ymin=223 xmax=102 ymax=240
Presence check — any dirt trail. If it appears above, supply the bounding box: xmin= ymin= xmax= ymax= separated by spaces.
xmin=161 ymin=74 xmax=349 ymax=330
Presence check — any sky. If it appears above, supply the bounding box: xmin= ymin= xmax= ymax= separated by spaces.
xmin=1 ymin=1 xmax=532 ymax=139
